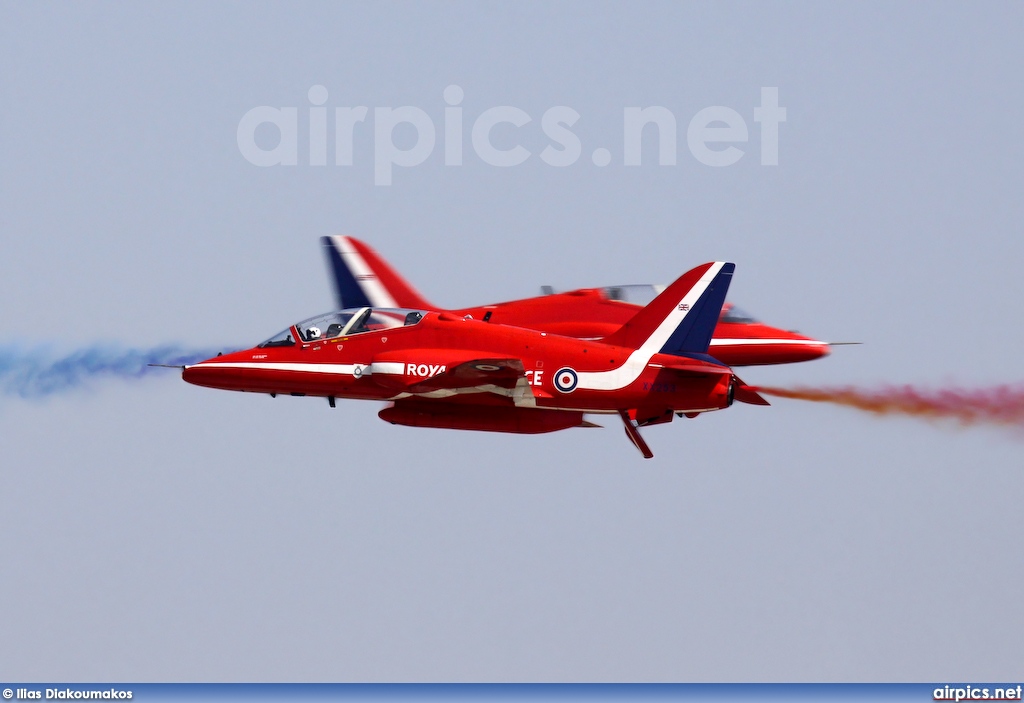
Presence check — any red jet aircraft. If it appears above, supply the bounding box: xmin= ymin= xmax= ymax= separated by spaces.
xmin=183 ymin=261 xmax=769 ymax=458
xmin=322 ymin=235 xmax=831 ymax=366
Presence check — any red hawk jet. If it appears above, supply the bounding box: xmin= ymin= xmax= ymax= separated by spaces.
xmin=322 ymin=236 xmax=831 ymax=367
xmin=183 ymin=261 xmax=769 ymax=458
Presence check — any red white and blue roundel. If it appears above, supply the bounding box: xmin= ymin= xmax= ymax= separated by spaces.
xmin=554 ymin=367 xmax=578 ymax=393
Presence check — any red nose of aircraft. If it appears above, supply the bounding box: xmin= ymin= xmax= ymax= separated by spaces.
xmin=181 ymin=362 xmax=202 ymax=387
xmin=181 ymin=350 xmax=256 ymax=392
xmin=766 ymin=327 xmax=831 ymax=364
xmin=181 ymin=357 xmax=217 ymax=389
xmin=708 ymin=324 xmax=831 ymax=366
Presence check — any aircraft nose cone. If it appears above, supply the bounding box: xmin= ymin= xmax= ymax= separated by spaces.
xmin=790 ymin=335 xmax=831 ymax=362
xmin=805 ymin=339 xmax=831 ymax=359
xmin=181 ymin=350 xmax=276 ymax=393
xmin=182 ymin=358 xmax=223 ymax=388
xmin=181 ymin=362 xmax=205 ymax=386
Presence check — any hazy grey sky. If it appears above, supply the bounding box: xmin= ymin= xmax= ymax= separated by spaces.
xmin=1 ymin=1 xmax=1022 ymax=681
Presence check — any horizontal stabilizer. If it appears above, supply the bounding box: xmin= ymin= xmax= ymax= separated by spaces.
xmin=733 ymin=377 xmax=771 ymax=406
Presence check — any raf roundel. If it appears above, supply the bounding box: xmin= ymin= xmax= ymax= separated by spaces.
xmin=553 ymin=367 xmax=578 ymax=393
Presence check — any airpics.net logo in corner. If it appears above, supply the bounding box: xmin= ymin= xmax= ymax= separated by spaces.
xmin=236 ymin=85 xmax=786 ymax=186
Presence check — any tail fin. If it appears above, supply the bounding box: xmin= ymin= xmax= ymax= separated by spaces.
xmin=320 ymin=236 xmax=435 ymax=310
xmin=602 ymin=262 xmax=734 ymax=355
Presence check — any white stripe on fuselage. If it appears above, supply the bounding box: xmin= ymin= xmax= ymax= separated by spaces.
xmin=193 ymin=362 xmax=367 ymax=375
xmin=191 ymin=360 xmax=420 ymax=377
xmin=336 ymin=236 xmax=398 ymax=308
xmin=710 ymin=338 xmax=828 ymax=346
xmin=576 ymin=262 xmax=726 ymax=392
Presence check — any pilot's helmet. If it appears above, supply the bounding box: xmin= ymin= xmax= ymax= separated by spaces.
xmin=308 ymin=326 xmax=322 ymax=339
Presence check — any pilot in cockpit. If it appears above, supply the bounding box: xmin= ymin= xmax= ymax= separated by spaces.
xmin=306 ymin=326 xmax=322 ymax=341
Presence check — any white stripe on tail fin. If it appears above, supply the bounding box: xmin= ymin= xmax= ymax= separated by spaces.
xmin=321 ymin=236 xmax=434 ymax=310
xmin=577 ymin=262 xmax=734 ymax=391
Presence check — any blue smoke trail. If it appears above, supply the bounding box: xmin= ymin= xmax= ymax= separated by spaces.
xmin=0 ymin=344 xmax=228 ymax=398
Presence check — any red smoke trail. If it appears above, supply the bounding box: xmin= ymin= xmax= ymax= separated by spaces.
xmin=754 ymin=384 xmax=1024 ymax=428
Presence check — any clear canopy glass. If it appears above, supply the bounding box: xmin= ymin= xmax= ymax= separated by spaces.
xmin=259 ymin=307 xmax=426 ymax=347
xmin=720 ymin=305 xmax=759 ymax=324
xmin=602 ymin=284 xmax=664 ymax=306
xmin=258 ymin=327 xmax=295 ymax=348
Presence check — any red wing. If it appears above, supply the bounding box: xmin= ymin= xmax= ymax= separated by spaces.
xmin=408 ymin=358 xmax=525 ymax=393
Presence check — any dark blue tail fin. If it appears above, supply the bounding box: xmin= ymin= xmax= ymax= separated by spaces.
xmin=659 ymin=263 xmax=733 ymax=355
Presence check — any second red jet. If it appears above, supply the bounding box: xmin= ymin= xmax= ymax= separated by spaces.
xmin=322 ymin=235 xmax=832 ymax=367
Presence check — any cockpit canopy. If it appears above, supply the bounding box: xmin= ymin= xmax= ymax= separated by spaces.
xmin=601 ymin=286 xmax=760 ymax=325
xmin=602 ymin=284 xmax=665 ymax=306
xmin=258 ymin=307 xmax=426 ymax=347
xmin=720 ymin=304 xmax=759 ymax=324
